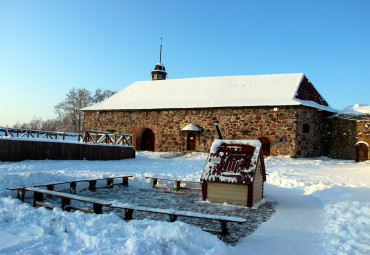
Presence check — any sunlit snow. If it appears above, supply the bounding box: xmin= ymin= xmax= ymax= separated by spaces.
xmin=0 ymin=152 xmax=369 ymax=254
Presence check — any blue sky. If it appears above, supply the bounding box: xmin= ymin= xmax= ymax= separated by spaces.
xmin=1 ymin=0 xmax=369 ymax=126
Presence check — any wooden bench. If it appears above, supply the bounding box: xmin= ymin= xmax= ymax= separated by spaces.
xmin=6 ymin=175 xmax=133 ymax=201
xmin=9 ymin=176 xmax=246 ymax=237
xmin=145 ymin=177 xmax=202 ymax=191
xmin=25 ymin=187 xmax=112 ymax=214
xmin=111 ymin=203 xmax=247 ymax=236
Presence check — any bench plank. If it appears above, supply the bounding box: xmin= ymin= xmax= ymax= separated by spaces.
xmin=7 ymin=175 xmax=133 ymax=191
xmin=145 ymin=177 xmax=201 ymax=184
xmin=111 ymin=204 xmax=246 ymax=223
xmin=111 ymin=203 xmax=246 ymax=237
xmin=146 ymin=177 xmax=202 ymax=191
xmin=26 ymin=187 xmax=112 ymax=206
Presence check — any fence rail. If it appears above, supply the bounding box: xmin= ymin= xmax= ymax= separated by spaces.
xmin=0 ymin=127 xmax=81 ymax=141
xmin=82 ymin=130 xmax=132 ymax=147
xmin=0 ymin=127 xmax=132 ymax=147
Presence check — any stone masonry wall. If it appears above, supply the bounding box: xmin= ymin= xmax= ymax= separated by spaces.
xmin=357 ymin=118 xmax=370 ymax=147
xmin=294 ymin=107 xmax=328 ymax=157
xmin=323 ymin=116 xmax=370 ymax=160
xmin=83 ymin=106 xmax=327 ymax=157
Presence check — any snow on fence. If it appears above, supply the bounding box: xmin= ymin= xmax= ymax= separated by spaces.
xmin=0 ymin=127 xmax=135 ymax=161
xmin=0 ymin=127 xmax=82 ymax=142
xmin=0 ymin=127 xmax=133 ymax=147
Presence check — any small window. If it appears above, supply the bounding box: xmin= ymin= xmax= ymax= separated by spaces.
xmin=303 ymin=124 xmax=310 ymax=134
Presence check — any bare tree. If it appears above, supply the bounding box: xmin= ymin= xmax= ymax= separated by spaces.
xmin=13 ymin=121 xmax=29 ymax=129
xmin=10 ymin=87 xmax=114 ymax=133
xmin=42 ymin=118 xmax=60 ymax=131
xmin=91 ymin=88 xmax=116 ymax=104
xmin=28 ymin=116 xmax=44 ymax=130
xmin=54 ymin=88 xmax=92 ymax=133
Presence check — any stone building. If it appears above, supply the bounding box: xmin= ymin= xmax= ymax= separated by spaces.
xmin=323 ymin=105 xmax=370 ymax=161
xmin=82 ymin=62 xmax=338 ymax=158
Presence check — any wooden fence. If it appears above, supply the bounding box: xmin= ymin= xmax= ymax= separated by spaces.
xmin=0 ymin=127 xmax=82 ymax=141
xmin=0 ymin=138 xmax=135 ymax=161
xmin=82 ymin=130 xmax=132 ymax=146
xmin=0 ymin=127 xmax=132 ymax=147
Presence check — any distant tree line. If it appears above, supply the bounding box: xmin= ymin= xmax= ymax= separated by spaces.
xmin=12 ymin=88 xmax=115 ymax=133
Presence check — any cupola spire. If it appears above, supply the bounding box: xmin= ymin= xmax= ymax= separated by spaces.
xmin=160 ymin=37 xmax=162 ymax=63
xmin=151 ymin=37 xmax=167 ymax=80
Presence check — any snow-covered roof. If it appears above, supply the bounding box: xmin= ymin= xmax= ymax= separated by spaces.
xmin=82 ymin=73 xmax=334 ymax=112
xmin=338 ymin=104 xmax=370 ymax=116
xmin=201 ymin=139 xmax=265 ymax=185
xmin=181 ymin=123 xmax=201 ymax=132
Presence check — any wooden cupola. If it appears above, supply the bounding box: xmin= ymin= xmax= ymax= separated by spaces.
xmin=151 ymin=63 xmax=167 ymax=80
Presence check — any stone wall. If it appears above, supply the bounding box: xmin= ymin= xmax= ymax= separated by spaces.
xmin=323 ymin=116 xmax=370 ymax=160
xmin=83 ymin=105 xmax=327 ymax=157
xmin=294 ymin=107 xmax=328 ymax=157
xmin=356 ymin=118 xmax=370 ymax=146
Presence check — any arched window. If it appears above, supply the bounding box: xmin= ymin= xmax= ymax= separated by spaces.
xmin=303 ymin=123 xmax=310 ymax=134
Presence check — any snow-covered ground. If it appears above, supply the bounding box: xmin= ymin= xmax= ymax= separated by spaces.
xmin=0 ymin=152 xmax=369 ymax=254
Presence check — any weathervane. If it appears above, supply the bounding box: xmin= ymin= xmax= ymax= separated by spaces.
xmin=160 ymin=37 xmax=163 ymax=63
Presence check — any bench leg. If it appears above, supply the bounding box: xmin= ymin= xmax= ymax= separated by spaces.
xmin=93 ymin=203 xmax=103 ymax=214
xmin=46 ymin=185 xmax=54 ymax=198
xmin=17 ymin=188 xmax=26 ymax=202
xmin=176 ymin=181 xmax=181 ymax=191
xmin=125 ymin=209 xmax=134 ymax=220
xmin=122 ymin=177 xmax=129 ymax=186
xmin=220 ymin=221 xmax=229 ymax=237
xmin=152 ymin=178 xmax=158 ymax=188
xmin=106 ymin=178 xmax=114 ymax=188
xmin=70 ymin=182 xmax=77 ymax=194
xmin=89 ymin=180 xmax=96 ymax=191
xmin=33 ymin=192 xmax=43 ymax=207
xmin=61 ymin=198 xmax=71 ymax=211
xmin=169 ymin=214 xmax=178 ymax=222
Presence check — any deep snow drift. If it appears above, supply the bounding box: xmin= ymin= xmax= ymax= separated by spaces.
xmin=0 ymin=152 xmax=369 ymax=254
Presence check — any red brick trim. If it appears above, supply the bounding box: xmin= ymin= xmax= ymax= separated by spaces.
xmin=133 ymin=124 xmax=162 ymax=151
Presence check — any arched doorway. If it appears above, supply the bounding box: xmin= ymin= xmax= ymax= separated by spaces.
xmin=137 ymin=128 xmax=155 ymax=151
xmin=187 ymin=132 xmax=196 ymax=151
xmin=356 ymin=142 xmax=369 ymax=162
xmin=258 ymin=137 xmax=271 ymax=156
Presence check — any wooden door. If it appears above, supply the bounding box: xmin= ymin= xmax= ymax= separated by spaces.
xmin=187 ymin=133 xmax=196 ymax=151
xmin=356 ymin=143 xmax=369 ymax=162
xmin=141 ymin=129 xmax=155 ymax=151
